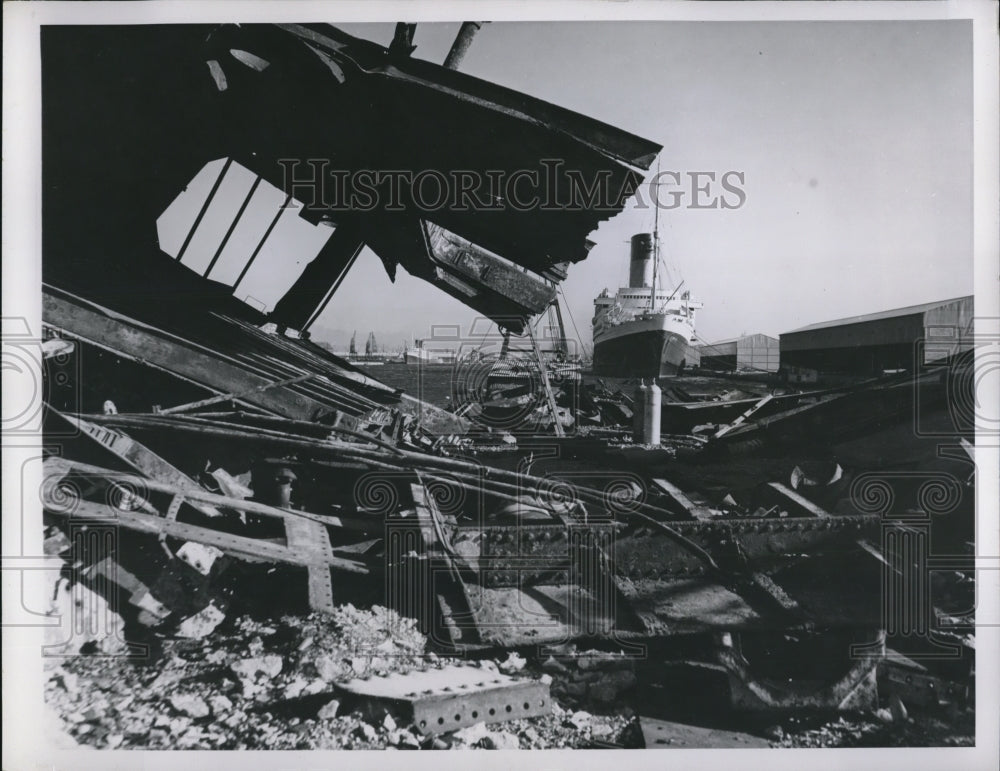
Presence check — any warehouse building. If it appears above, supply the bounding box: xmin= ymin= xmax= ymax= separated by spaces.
xmin=696 ymin=333 xmax=780 ymax=372
xmin=780 ymin=295 xmax=973 ymax=376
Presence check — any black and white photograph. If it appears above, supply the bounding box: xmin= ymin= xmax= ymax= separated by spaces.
xmin=3 ymin=1 xmax=998 ymax=768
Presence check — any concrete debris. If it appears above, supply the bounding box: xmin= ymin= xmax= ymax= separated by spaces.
xmin=168 ymin=694 xmax=211 ymax=719
xmin=43 ymin=529 xmax=72 ymax=555
xmin=231 ymin=655 xmax=283 ymax=680
xmin=481 ymin=730 xmax=521 ymax=749
xmin=452 ymin=721 xmax=490 ymax=746
xmin=132 ymin=590 xmax=172 ymax=624
xmin=45 ymin=577 xmax=128 ymax=656
xmin=208 ymin=695 xmax=233 ymax=714
xmin=177 ymin=602 xmax=227 ymax=639
xmin=498 ymin=651 xmax=527 ymax=673
xmin=389 ymin=728 xmax=421 ymax=748
xmin=176 ymin=542 xmax=223 ymax=576
xmin=51 ymin=668 xmax=79 ymax=694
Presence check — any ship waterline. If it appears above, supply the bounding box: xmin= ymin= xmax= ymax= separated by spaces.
xmin=592 ymin=324 xmax=691 ymax=378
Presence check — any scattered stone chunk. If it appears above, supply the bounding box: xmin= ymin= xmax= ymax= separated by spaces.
xmin=231 ymin=654 xmax=282 ymax=680
xmin=302 ymin=679 xmax=328 ymax=696
xmin=498 ymin=651 xmax=527 ymax=673
xmin=391 ymin=728 xmax=421 ymax=748
xmin=453 ymin=721 xmax=490 ymax=746
xmin=282 ymin=678 xmax=308 ymax=700
xmin=177 ymin=602 xmax=226 ymax=639
xmin=169 ymin=694 xmax=210 ymax=719
xmin=176 ymin=542 xmax=223 ymax=576
xmin=482 ymin=730 xmax=520 ymax=750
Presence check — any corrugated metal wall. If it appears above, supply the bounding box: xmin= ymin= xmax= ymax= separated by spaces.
xmin=697 ymin=334 xmax=779 ymax=372
xmin=923 ymin=297 xmax=974 ymax=364
xmin=737 ymin=333 xmax=780 ymax=372
xmin=779 ymin=297 xmax=974 ymax=375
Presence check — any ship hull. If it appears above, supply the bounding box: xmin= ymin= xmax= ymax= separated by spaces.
xmin=592 ymin=327 xmax=690 ymax=378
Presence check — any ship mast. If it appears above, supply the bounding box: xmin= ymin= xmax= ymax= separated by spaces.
xmin=650 ymin=160 xmax=660 ymax=312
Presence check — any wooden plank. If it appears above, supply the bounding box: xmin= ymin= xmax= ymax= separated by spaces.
xmin=526 ymin=325 xmax=565 ymax=438
xmin=42 ymin=288 xmax=341 ymax=419
xmin=44 ymin=497 xmax=368 ymax=574
xmin=410 ymin=483 xmax=443 ymax=549
xmin=768 ymin=481 xmax=892 ymax=573
xmin=60 ymin=413 xmax=222 ymax=518
xmin=46 ymin=457 xmax=371 ymax=531
xmin=284 ymin=516 xmax=337 ymax=613
xmin=651 ymin=478 xmax=713 ymax=521
xmin=713 ymin=394 xmax=773 ymax=439
xmin=157 ymin=373 xmax=313 ymax=415
xmin=745 ymin=571 xmax=801 ymax=614
xmin=715 ymin=394 xmax=845 ymax=442
xmin=766 ymin=482 xmax=831 ymax=518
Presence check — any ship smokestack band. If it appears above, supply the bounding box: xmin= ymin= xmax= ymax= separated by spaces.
xmin=629 ymin=233 xmax=655 ymax=289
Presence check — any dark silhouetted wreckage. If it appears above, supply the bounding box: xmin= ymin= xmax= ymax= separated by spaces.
xmin=39 ymin=23 xmax=974 ymax=748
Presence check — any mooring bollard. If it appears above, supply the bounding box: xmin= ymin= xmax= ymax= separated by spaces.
xmin=633 ymin=380 xmax=648 ymax=443
xmin=644 ymin=381 xmax=662 ymax=445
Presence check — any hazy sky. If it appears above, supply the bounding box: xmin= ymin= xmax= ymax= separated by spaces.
xmin=194 ymin=20 xmax=976 ymax=350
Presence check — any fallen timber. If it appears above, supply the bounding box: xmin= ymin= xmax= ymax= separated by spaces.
xmin=46 ymin=408 xmax=887 ymax=651
xmin=41 ymin=322 xmax=967 ymax=717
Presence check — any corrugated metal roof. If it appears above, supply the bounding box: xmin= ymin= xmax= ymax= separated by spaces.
xmin=697 ymin=333 xmax=777 ymax=349
xmin=701 ymin=337 xmax=739 ymax=347
xmin=784 ymin=296 xmax=972 ymax=335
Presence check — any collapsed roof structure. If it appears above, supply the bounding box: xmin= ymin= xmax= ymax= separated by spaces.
xmin=43 ymin=23 xmax=660 ymax=336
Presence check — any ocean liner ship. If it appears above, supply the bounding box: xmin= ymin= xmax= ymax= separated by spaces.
xmin=592 ymin=233 xmax=701 ymax=378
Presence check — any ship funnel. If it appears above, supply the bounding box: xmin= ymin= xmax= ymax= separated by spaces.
xmin=629 ymin=233 xmax=655 ymax=288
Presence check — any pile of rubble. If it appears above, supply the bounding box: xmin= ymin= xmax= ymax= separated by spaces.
xmin=43 ymin=606 xmax=640 ymax=750
xmin=765 ymin=711 xmax=975 ymax=749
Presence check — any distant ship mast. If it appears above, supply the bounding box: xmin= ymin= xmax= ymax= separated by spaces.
xmin=650 ymin=160 xmax=660 ymax=312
